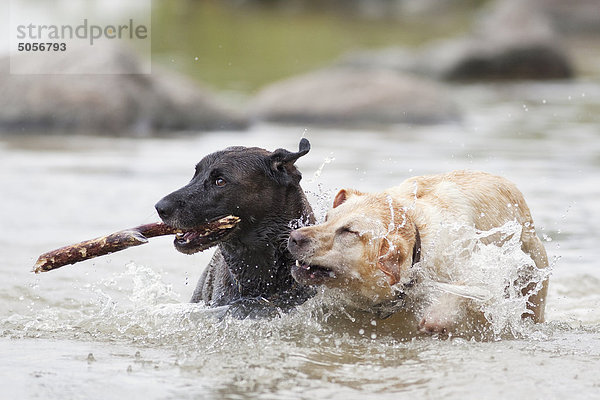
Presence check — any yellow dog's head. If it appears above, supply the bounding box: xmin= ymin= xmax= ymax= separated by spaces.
xmin=287 ymin=188 xmax=420 ymax=304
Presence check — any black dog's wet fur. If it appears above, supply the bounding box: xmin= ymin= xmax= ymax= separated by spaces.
xmin=155 ymin=139 xmax=314 ymax=316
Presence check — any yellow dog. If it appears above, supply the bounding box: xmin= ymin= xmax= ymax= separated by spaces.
xmin=288 ymin=170 xmax=549 ymax=334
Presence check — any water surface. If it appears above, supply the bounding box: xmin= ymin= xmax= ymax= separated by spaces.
xmin=2 ymin=79 xmax=600 ymax=398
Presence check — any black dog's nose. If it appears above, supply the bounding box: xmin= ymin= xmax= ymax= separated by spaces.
xmin=288 ymin=229 xmax=310 ymax=252
xmin=155 ymin=198 xmax=175 ymax=221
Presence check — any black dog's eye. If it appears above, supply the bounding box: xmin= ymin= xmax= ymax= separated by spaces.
xmin=215 ymin=177 xmax=226 ymax=187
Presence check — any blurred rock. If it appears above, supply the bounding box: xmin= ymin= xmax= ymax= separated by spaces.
xmin=251 ymin=68 xmax=459 ymax=126
xmin=0 ymin=45 xmax=247 ymax=135
xmin=413 ymin=0 xmax=575 ymax=81
xmin=474 ymin=0 xmax=557 ymax=44
xmin=415 ymin=38 xmax=574 ymax=81
xmin=341 ymin=0 xmax=576 ymax=82
xmin=532 ymin=0 xmax=600 ymax=34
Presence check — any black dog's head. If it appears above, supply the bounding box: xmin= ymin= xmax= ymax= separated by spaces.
xmin=155 ymin=139 xmax=311 ymax=254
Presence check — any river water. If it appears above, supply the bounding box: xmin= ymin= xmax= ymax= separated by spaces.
xmin=1 ymin=79 xmax=600 ymax=399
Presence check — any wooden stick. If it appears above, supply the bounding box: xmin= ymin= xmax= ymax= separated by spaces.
xmin=33 ymin=216 xmax=240 ymax=274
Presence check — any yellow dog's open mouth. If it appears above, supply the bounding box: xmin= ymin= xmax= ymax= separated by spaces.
xmin=291 ymin=260 xmax=336 ymax=285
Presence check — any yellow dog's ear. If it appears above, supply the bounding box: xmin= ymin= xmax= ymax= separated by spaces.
xmin=376 ymin=237 xmax=404 ymax=286
xmin=333 ymin=188 xmax=364 ymax=208
xmin=377 ymin=225 xmax=421 ymax=286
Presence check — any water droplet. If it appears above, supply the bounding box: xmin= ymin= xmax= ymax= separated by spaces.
xmin=358 ymin=329 xmax=365 ymax=335
xmin=370 ymin=320 xmax=377 ymax=326
xmin=371 ymin=333 xmax=377 ymax=339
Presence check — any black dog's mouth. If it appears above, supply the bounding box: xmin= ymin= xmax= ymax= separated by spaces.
xmin=291 ymin=260 xmax=336 ymax=285
xmin=172 ymin=215 xmax=241 ymax=255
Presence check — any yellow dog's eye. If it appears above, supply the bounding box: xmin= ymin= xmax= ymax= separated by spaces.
xmin=339 ymin=226 xmax=359 ymax=236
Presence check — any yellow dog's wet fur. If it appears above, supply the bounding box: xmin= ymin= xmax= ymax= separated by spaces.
xmin=288 ymin=170 xmax=549 ymax=335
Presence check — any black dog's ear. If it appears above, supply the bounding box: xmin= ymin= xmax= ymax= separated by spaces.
xmin=270 ymin=138 xmax=310 ymax=168
xmin=297 ymin=138 xmax=310 ymax=157
xmin=268 ymin=138 xmax=310 ymax=184
xmin=271 ymin=138 xmax=310 ymax=164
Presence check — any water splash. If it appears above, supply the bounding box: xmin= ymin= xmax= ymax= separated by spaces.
xmin=1 ymin=221 xmax=552 ymax=346
xmin=305 ymin=183 xmax=335 ymax=224
xmin=308 ymin=155 xmax=335 ymax=184
xmin=1 ymin=263 xmax=343 ymax=351
xmin=419 ymin=221 xmax=552 ymax=338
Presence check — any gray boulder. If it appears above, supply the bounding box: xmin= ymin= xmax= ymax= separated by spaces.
xmin=414 ymin=0 xmax=574 ymax=81
xmin=0 ymin=45 xmax=247 ymax=135
xmin=415 ymin=38 xmax=574 ymax=81
xmin=340 ymin=0 xmax=575 ymax=82
xmin=251 ymin=68 xmax=459 ymax=126
xmin=529 ymin=0 xmax=600 ymax=34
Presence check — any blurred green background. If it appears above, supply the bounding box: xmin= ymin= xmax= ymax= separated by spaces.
xmin=150 ymin=0 xmax=479 ymax=93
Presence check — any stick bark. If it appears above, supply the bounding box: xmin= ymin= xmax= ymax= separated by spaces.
xmin=33 ymin=216 xmax=240 ymax=273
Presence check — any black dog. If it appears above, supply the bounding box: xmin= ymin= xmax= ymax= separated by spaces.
xmin=155 ymin=139 xmax=314 ymax=313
